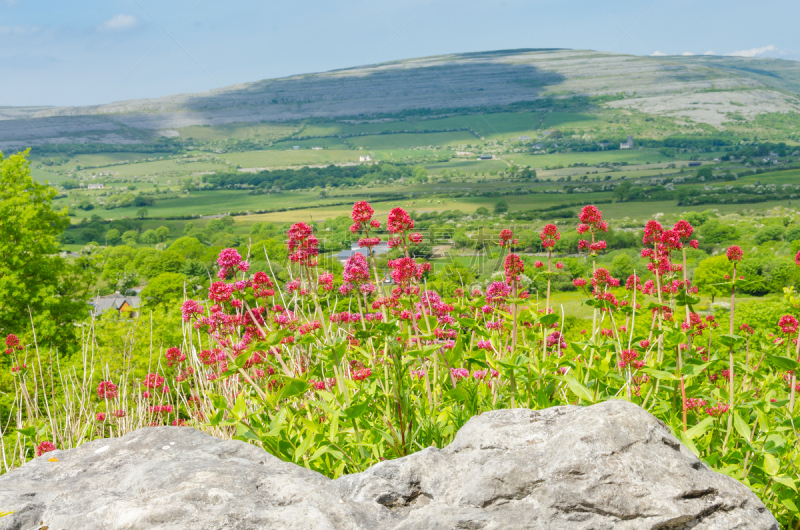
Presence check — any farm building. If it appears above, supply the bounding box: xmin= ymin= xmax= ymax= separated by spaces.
xmin=90 ymin=292 xmax=141 ymax=319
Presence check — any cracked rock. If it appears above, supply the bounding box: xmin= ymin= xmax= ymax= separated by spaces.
xmin=0 ymin=400 xmax=778 ymax=529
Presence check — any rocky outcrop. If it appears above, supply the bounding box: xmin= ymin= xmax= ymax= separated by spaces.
xmin=0 ymin=400 xmax=778 ymax=529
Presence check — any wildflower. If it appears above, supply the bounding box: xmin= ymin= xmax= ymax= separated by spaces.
xmin=779 ymin=315 xmax=799 ymax=335
xmin=589 ymin=241 xmax=606 ymax=253
xmin=36 ymin=441 xmax=56 ymax=457
xmin=673 ymin=220 xmax=694 ymax=240
xmin=351 ymin=368 xmax=372 ymax=381
xmin=143 ymin=373 xmax=165 ymax=389
xmin=573 ymin=278 xmax=587 ymax=288
xmin=408 ymin=233 xmax=423 ymax=244
xmin=387 ymin=207 xmax=414 ymax=234
xmin=217 ymin=248 xmax=245 ymax=279
xmin=579 ymin=205 xmax=604 ymax=226
xmin=96 ymin=413 xmax=106 ymax=422
xmin=450 ymin=368 xmax=470 ymax=381
xmin=499 ymin=229 xmax=514 ymax=247
xmin=5 ymin=334 xmax=20 ymax=349
xmin=684 ymin=398 xmax=707 ymax=411
xmin=287 ymin=222 xmax=319 ymax=266
xmin=113 ymin=410 xmax=126 ymax=418
xmin=540 ymin=224 xmax=560 ymax=249
xmin=343 ymin=253 xmax=371 ymax=285
xmin=504 ymin=253 xmax=525 ymax=284
xmin=726 ymin=245 xmax=743 ymax=262
xmin=591 ymin=268 xmax=620 ymax=289
xmin=165 ymin=347 xmax=186 ymax=367
xmin=618 ymin=349 xmax=644 ymax=370
xmin=546 ymin=331 xmax=567 ymax=350
xmin=642 ymin=220 xmax=663 ymax=245
xmin=639 ymin=339 xmax=650 ymax=349
xmin=97 ymin=381 xmax=118 ymax=399
xmin=534 ymin=261 xmax=544 ymax=268
xmin=555 ymin=262 xmax=564 ymax=269
xmin=485 ymin=281 xmax=511 ymax=304
xmin=180 ymin=300 xmax=204 ymax=322
xmin=476 ymin=340 xmax=494 ymax=351
xmin=706 ymin=403 xmax=729 ymax=417
xmin=318 ymin=272 xmax=334 ymax=292
xmin=796 ymin=250 xmax=800 ymax=267
xmin=351 ymin=201 xmax=374 ymax=226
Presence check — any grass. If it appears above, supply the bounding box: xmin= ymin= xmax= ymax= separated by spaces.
xmin=176 ymin=122 xmax=299 ymax=142
xmin=506 ymin=150 xmax=671 ymax=168
xmin=223 ymin=150 xmax=364 ymax=168
xmin=347 ymin=131 xmax=481 ymax=150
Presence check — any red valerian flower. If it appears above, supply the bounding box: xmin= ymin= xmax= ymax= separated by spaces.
xmin=579 ymin=205 xmax=603 ymax=225
xmin=642 ymin=220 xmax=664 ymax=245
xmin=318 ymin=272 xmax=334 ymax=292
xmin=795 ymin=250 xmax=800 ymax=267
xmin=779 ymin=315 xmax=799 ymax=335
xmin=573 ymin=278 xmax=587 ymax=288
xmin=351 ymin=201 xmax=374 ymax=225
xmin=180 ymin=300 xmax=204 ymax=322
xmin=165 ymin=347 xmax=186 ymax=367
xmin=143 ymin=373 xmax=165 ymax=389
xmin=504 ymin=253 xmax=525 ymax=284
xmin=499 ymin=229 xmax=514 ymax=247
xmin=387 ymin=207 xmax=414 ymax=234
xmin=36 ymin=441 xmax=56 ymax=457
xmin=673 ymin=220 xmax=694 ymax=240
xmin=408 ymin=233 xmax=423 ymax=244
xmin=726 ymin=245 xmax=743 ymax=262
xmin=97 ymin=381 xmax=118 ymax=399
xmin=96 ymin=413 xmax=107 ymax=422
xmin=287 ymin=222 xmax=319 ymax=266
xmin=540 ymin=224 xmax=560 ymax=249
xmin=5 ymin=334 xmax=20 ymax=349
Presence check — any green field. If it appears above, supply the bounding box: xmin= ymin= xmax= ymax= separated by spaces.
xmin=224 ymin=150 xmax=363 ymax=168
xmin=347 ymin=131 xmax=481 ymax=150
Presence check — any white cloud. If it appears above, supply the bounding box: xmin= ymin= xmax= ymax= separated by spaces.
xmin=0 ymin=25 xmax=40 ymax=37
xmin=727 ymin=45 xmax=778 ymax=58
xmin=99 ymin=14 xmax=139 ymax=32
xmin=703 ymin=51 xmax=716 ymax=56
xmin=682 ymin=52 xmax=695 ymax=56
xmin=651 ymin=51 xmax=666 ymax=56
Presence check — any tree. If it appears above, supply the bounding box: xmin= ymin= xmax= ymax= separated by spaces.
xmin=168 ymin=237 xmax=206 ymax=260
xmin=155 ymin=225 xmax=170 ymax=243
xmin=494 ymin=200 xmax=509 ymax=214
xmin=475 ymin=207 xmax=489 ymax=216
xmin=0 ymin=150 xmax=94 ymax=345
xmin=106 ymin=229 xmax=121 ymax=246
xmin=692 ymin=255 xmax=733 ymax=300
xmin=183 ymin=222 xmax=195 ymax=236
xmin=121 ymin=230 xmax=139 ymax=245
xmin=140 ymin=272 xmax=185 ymax=308
xmin=137 ymin=207 xmax=149 ymax=219
xmin=140 ymin=229 xmax=158 ymax=245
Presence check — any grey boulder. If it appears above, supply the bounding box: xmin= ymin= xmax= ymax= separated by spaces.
xmin=0 ymin=400 xmax=778 ymax=529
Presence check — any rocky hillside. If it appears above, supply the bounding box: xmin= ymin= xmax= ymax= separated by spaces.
xmin=1 ymin=49 xmax=799 ymax=149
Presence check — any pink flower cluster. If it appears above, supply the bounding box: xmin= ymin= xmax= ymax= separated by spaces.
xmin=97 ymin=381 xmax=118 ymax=399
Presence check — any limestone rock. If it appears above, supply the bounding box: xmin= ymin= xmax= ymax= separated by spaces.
xmin=0 ymin=400 xmax=778 ymax=529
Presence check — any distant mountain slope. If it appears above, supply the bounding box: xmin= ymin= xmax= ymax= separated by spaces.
xmin=1 ymin=49 xmax=799 ymax=149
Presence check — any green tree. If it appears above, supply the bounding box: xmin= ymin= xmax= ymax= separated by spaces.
xmin=692 ymin=254 xmax=733 ymax=300
xmin=183 ymin=222 xmax=195 ymax=236
xmin=610 ymin=253 xmax=635 ymax=280
xmin=137 ymin=207 xmax=148 ymax=219
xmin=155 ymin=225 xmax=170 ymax=243
xmin=140 ymin=272 xmax=185 ymax=308
xmin=169 ymin=237 xmax=206 ymax=260
xmin=105 ymin=229 xmax=121 ymax=246
xmin=0 ymin=150 xmax=94 ymax=345
xmin=140 ymin=229 xmax=158 ymax=245
xmin=494 ymin=200 xmax=509 ymax=214
xmin=121 ymin=230 xmax=139 ymax=246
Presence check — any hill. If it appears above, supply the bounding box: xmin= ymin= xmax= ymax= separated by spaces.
xmin=1 ymin=49 xmax=800 ymax=150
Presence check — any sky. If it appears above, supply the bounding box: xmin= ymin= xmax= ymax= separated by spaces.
xmin=1 ymin=0 xmax=798 ymax=107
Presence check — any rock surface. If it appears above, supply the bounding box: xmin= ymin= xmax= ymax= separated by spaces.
xmin=0 ymin=400 xmax=778 ymax=529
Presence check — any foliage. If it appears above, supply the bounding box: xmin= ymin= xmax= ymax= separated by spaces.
xmin=0 ymin=151 xmax=94 ymax=345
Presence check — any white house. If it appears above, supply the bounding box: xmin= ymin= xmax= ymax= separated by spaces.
xmin=359 ymin=155 xmax=372 ymax=162
xmin=87 ymin=183 xmax=105 ymax=190
xmin=620 ymin=135 xmax=634 ymax=150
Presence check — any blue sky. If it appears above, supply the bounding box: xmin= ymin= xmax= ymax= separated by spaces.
xmin=1 ymin=0 xmax=798 ymax=107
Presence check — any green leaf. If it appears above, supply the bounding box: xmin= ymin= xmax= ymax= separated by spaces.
xmin=766 ymin=354 xmax=800 ymax=372
xmin=342 ymin=400 xmax=371 ymax=420
xmin=733 ymin=411 xmax=751 ymax=444
xmin=278 ymin=378 xmax=309 ymax=401
xmin=773 ymin=475 xmax=797 ymax=492
xmin=641 ymin=368 xmax=676 ymax=381
xmin=679 ymin=431 xmax=700 ymax=457
xmin=16 ymin=427 xmax=36 ymax=438
xmin=685 ymin=417 xmax=715 ymax=440
xmin=231 ymin=393 xmax=247 ymax=419
xmin=539 ymin=313 xmax=560 ymax=326
xmin=565 ymin=377 xmax=595 ymax=403
xmin=718 ymin=334 xmax=743 ymax=348
xmin=763 ymin=453 xmax=780 ymax=477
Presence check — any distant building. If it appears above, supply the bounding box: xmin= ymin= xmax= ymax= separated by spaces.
xmin=89 ymin=292 xmax=140 ymax=319
xmin=620 ymin=135 xmax=634 ymax=150
xmin=517 ymin=136 xmax=530 ymax=141
xmin=478 ymin=155 xmax=493 ymax=160
xmin=87 ymin=183 xmax=104 ymax=190
xmin=533 ymin=143 xmax=544 ymax=150
xmin=293 ymin=146 xmax=300 ymax=150
xmin=359 ymin=155 xmax=372 ymax=162
xmin=337 ymin=242 xmax=390 ymax=264
xmin=312 ymin=147 xmax=322 ymax=150
xmin=688 ymin=162 xmax=702 ymax=167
